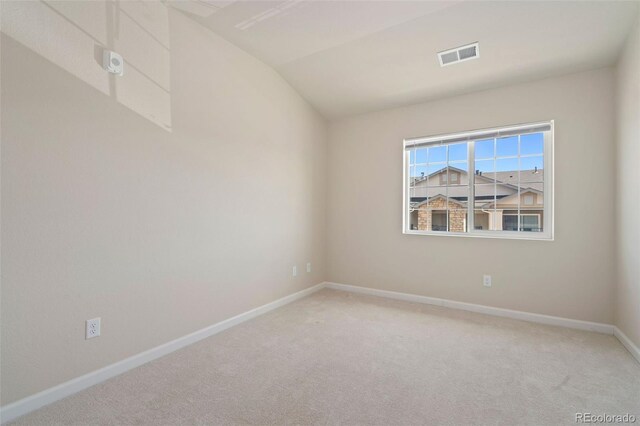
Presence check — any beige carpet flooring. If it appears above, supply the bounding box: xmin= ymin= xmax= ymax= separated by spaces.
xmin=10 ymin=288 xmax=640 ymax=425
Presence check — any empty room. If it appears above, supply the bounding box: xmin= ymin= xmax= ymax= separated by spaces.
xmin=1 ymin=0 xmax=639 ymax=424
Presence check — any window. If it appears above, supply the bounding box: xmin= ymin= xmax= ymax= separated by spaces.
xmin=403 ymin=121 xmax=553 ymax=240
xmin=523 ymin=194 xmax=534 ymax=206
xmin=440 ymin=172 xmax=458 ymax=184
xmin=503 ymin=214 xmax=540 ymax=232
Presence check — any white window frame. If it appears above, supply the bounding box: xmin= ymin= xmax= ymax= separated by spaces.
xmin=402 ymin=121 xmax=554 ymax=241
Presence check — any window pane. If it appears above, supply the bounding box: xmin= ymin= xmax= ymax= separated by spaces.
xmin=520 ymin=155 xmax=543 ymax=172
xmin=475 ymin=138 xmax=494 ymax=159
xmin=473 ymin=209 xmax=490 ymax=230
xmin=415 ymin=148 xmax=428 ymax=164
xmin=502 ymin=214 xmax=518 ymax=231
xmin=412 ymin=186 xmax=428 ymax=199
xmin=448 ymin=208 xmax=468 ymax=232
xmin=520 ymin=189 xmax=544 ymax=232
xmin=448 ymin=142 xmax=467 ymax=162
xmin=411 ymin=164 xmax=429 ymax=178
xmin=496 ymin=136 xmax=518 ymax=157
xmin=520 ymin=214 xmax=541 ymax=232
xmin=474 ymin=183 xmax=496 ymax=200
xmin=523 ymin=194 xmax=535 ymax=206
xmin=429 ymin=209 xmax=448 ymax=231
xmin=411 ymin=167 xmax=429 ymax=198
xmin=473 ymin=183 xmax=497 ymax=232
xmin=520 ymin=133 xmax=543 ymax=156
xmin=497 ymin=170 xmax=519 ymax=186
xmin=449 ymin=172 xmax=458 ymax=184
xmin=475 ymin=159 xmax=494 ymax=175
xmin=427 ymin=164 xmax=447 ymax=180
xmin=412 ymin=196 xmax=429 ymax=231
xmin=409 ymin=209 xmax=419 ymax=231
xmin=447 ymin=161 xmax=467 ymax=185
xmin=496 ymin=158 xmax=518 ymax=172
xmin=428 ymin=145 xmax=446 ymax=163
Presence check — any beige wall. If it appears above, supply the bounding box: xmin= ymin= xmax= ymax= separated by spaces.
xmin=615 ymin=10 xmax=640 ymax=348
xmin=0 ymin=0 xmax=635 ymax=411
xmin=1 ymin=2 xmax=327 ymax=405
xmin=327 ymin=68 xmax=616 ymax=324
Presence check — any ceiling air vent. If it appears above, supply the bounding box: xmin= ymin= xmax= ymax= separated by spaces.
xmin=438 ymin=42 xmax=479 ymax=67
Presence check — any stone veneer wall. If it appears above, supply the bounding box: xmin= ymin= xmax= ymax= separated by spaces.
xmin=417 ymin=198 xmax=466 ymax=232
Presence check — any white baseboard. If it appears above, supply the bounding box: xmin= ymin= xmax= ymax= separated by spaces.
xmin=614 ymin=326 xmax=640 ymax=364
xmin=324 ymin=282 xmax=614 ymax=334
xmin=325 ymin=282 xmax=640 ymax=363
xmin=0 ymin=282 xmax=326 ymax=424
xmin=3 ymin=281 xmax=638 ymax=423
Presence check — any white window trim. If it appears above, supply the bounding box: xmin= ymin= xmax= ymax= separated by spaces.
xmin=402 ymin=121 xmax=554 ymax=241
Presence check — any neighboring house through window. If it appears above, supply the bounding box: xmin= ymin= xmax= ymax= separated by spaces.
xmin=403 ymin=122 xmax=553 ymax=240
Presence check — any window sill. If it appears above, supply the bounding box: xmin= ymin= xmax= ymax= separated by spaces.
xmin=403 ymin=230 xmax=554 ymax=241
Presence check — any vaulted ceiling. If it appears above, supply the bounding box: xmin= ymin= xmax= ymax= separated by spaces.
xmin=174 ymin=0 xmax=639 ymax=119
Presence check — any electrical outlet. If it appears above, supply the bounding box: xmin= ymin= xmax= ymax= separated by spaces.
xmin=483 ymin=275 xmax=492 ymax=287
xmin=292 ymin=265 xmax=297 ymax=277
xmin=86 ymin=317 xmax=101 ymax=339
xmin=306 ymin=262 xmax=311 ymax=273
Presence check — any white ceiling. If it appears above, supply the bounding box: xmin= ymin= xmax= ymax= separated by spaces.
xmin=182 ymin=0 xmax=639 ymax=119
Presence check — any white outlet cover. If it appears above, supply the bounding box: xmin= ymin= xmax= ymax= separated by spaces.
xmin=292 ymin=266 xmax=297 ymax=277
xmin=86 ymin=318 xmax=101 ymax=339
xmin=483 ymin=275 xmax=492 ymax=287
xmin=306 ymin=262 xmax=311 ymax=273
